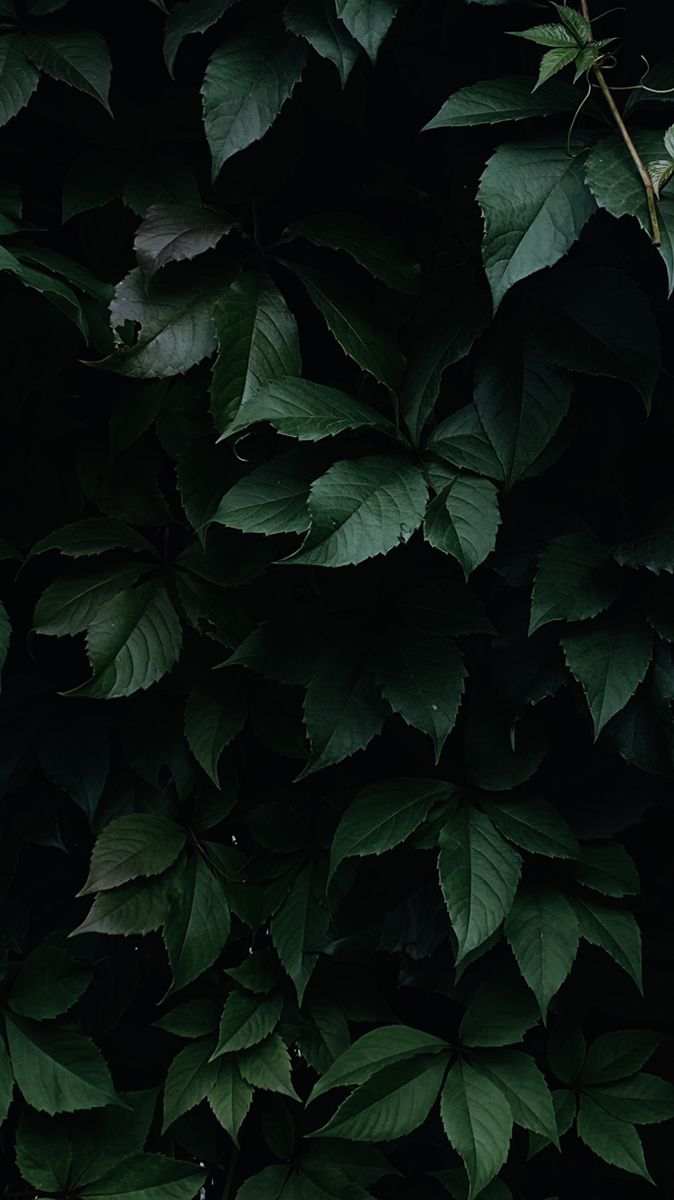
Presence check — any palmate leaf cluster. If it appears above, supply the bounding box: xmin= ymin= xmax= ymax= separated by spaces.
xmin=1 ymin=0 xmax=674 ymax=1198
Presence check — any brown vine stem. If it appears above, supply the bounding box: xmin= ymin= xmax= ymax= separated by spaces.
xmin=580 ymin=0 xmax=661 ymax=243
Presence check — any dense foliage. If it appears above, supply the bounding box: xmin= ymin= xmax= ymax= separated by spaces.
xmin=2 ymin=0 xmax=674 ymax=1197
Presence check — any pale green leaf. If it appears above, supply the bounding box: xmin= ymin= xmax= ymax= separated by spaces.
xmin=291 ymin=265 xmax=405 ymax=391
xmin=271 ymin=862 xmax=328 ymax=1002
xmin=283 ymin=456 xmax=428 ymax=568
xmin=334 ymin=0 xmax=400 ymax=62
xmin=438 ymin=805 xmax=522 ymax=961
xmin=6 ymin=1017 xmax=119 ymax=1114
xmin=424 ymin=475 xmax=501 ymax=577
xmin=185 ymin=679 xmax=247 ymax=785
xmin=373 ymin=628 xmax=466 ymax=759
xmin=562 ymin=618 xmax=652 ymax=738
xmin=80 ymin=814 xmax=186 ymax=894
xmin=440 ymin=1060 xmax=513 ymax=1200
xmin=0 ymin=35 xmax=40 ymax=128
xmin=505 ymin=886 xmax=579 ymax=1019
xmin=164 ymin=0 xmax=238 ymax=75
xmin=478 ymin=140 xmax=595 ymax=310
xmin=529 ymin=531 xmax=620 ymax=634
xmin=23 ymin=30 xmax=112 ymax=112
xmin=7 ymin=946 xmax=92 ymax=1020
xmin=210 ymin=271 xmax=301 ymax=436
xmin=163 ymin=855 xmax=231 ymax=992
xmin=162 ymin=1037 xmax=216 ymax=1130
xmin=329 ymin=778 xmax=451 ymax=880
xmin=224 ymin=376 xmax=397 ymax=442
xmin=481 ymin=796 xmax=579 ymax=859
xmin=424 ymin=75 xmax=582 ymax=129
xmin=202 ymin=30 xmax=307 ymax=178
xmin=577 ymin=1095 xmax=653 ymax=1181
xmin=67 ymin=582 xmax=183 ymax=700
xmin=207 ymin=1059 xmax=253 ymax=1144
xmin=284 ymin=0 xmax=360 ymax=86
xmin=238 ymin=1035 xmax=300 ymax=1099
xmin=312 ymin=1054 xmax=446 ymax=1140
xmin=211 ymin=991 xmax=283 ymax=1059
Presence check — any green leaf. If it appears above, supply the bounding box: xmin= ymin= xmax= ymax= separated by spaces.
xmin=309 ymin=1025 xmax=448 ymax=1103
xmin=581 ymin=1032 xmax=662 ymax=1085
xmin=585 ymin=131 xmax=674 ymax=294
xmin=291 ymin=265 xmax=405 ymax=391
xmin=472 ymin=1049 xmax=557 ymax=1141
xmin=23 ymin=30 xmax=112 ymax=112
xmin=79 ymin=1153 xmax=206 ymax=1200
xmin=7 ymin=946 xmax=92 ymax=1020
xmin=424 ymin=75 xmax=582 ymax=129
xmin=283 ymin=456 xmax=428 ymax=568
xmin=529 ymin=532 xmax=621 ymax=634
xmin=510 ymin=22 xmax=578 ymax=50
xmin=284 ymin=0 xmax=360 ymax=87
xmin=80 ymin=814 xmax=186 ymax=894
xmin=185 ymin=679 xmax=247 ymax=785
xmin=163 ymin=855 xmax=231 ymax=992
xmin=207 ymin=1058 xmax=254 ymax=1144
xmin=34 ymin=564 xmax=152 ymax=637
xmin=210 ymin=271 xmax=301 ymax=436
xmin=587 ymin=1072 xmax=674 ymax=1124
xmin=100 ymin=267 xmax=222 ymax=379
xmin=478 ymin=139 xmax=595 ymax=310
xmin=212 ymin=991 xmax=283 ymax=1059
xmin=561 ymin=618 xmax=653 ymax=738
xmin=271 ymin=861 xmax=328 ymax=1002
xmin=402 ymin=277 xmax=490 ymax=445
xmin=481 ymin=796 xmax=579 ymax=859
xmin=32 ymin=518 xmax=156 ymax=559
xmin=164 ymin=0 xmax=239 ymax=76
xmin=224 ymin=376 xmax=397 ymax=441
xmin=0 ymin=1035 xmax=13 ymax=1126
xmin=238 ymin=1035 xmax=300 ymax=1099
xmin=459 ymin=971 xmax=540 ymax=1048
xmin=577 ymin=1095 xmax=653 ymax=1182
xmin=440 ymin=1060 xmax=513 ymax=1200
xmin=530 ymin=267 xmax=661 ymax=410
xmin=438 ymin=804 xmax=522 ymax=961
xmin=569 ymin=892 xmax=643 ymax=990
xmin=285 ymin=212 xmax=420 ymax=292
xmin=0 ymin=244 xmax=88 ymax=333
xmin=210 ymin=448 xmax=322 ymax=537
xmin=0 ymin=598 xmax=10 ymax=680
xmin=566 ymin=841 xmax=640 ymax=898
xmin=505 ymin=886 xmax=579 ymax=1019
xmin=134 ymin=203 xmax=233 ymax=285
xmin=614 ymin=511 xmax=674 ymax=575
xmin=162 ymin=1036 xmax=216 ymax=1129
xmin=334 ymin=0 xmax=400 ymax=62
xmin=14 ymin=1110 xmax=72 ymax=1191
xmin=6 ymin=1016 xmax=119 ymax=1114
xmin=329 ymin=778 xmax=451 ymax=881
xmin=202 ymin=29 xmax=307 ymax=178
xmin=299 ymin=632 xmax=388 ymax=776
xmin=474 ymin=334 xmax=572 ymax=489
xmin=67 ymin=582 xmax=183 ymax=700
xmin=425 ymin=405 xmax=504 ymax=482
xmin=373 ymin=627 xmax=466 ymax=759
xmin=424 ymin=475 xmax=501 ymax=577
xmin=155 ymin=998 xmax=220 ymax=1038
xmin=0 ymin=35 xmax=40 ymax=128
xmin=72 ymin=870 xmax=177 ymax=938
xmin=534 ymin=46 xmax=579 ymax=90
xmin=311 ymin=1054 xmax=446 ymax=1140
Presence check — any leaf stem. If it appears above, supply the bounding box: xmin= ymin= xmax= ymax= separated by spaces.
xmin=580 ymin=0 xmax=661 ymax=243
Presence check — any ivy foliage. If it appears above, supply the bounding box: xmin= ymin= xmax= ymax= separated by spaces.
xmin=1 ymin=0 xmax=674 ymax=1197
